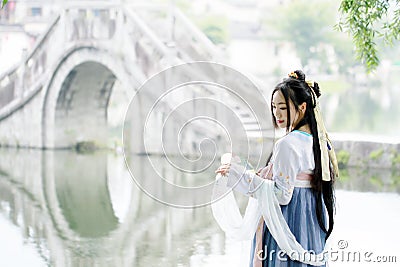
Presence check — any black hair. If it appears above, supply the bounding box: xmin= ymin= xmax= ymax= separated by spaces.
xmin=270 ymin=70 xmax=335 ymax=241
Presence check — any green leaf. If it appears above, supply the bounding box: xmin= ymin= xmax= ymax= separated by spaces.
xmin=1 ymin=0 xmax=8 ymax=8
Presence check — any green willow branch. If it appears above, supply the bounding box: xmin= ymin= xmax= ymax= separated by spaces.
xmin=337 ymin=0 xmax=400 ymax=73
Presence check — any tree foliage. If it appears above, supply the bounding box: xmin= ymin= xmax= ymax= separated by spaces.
xmin=273 ymin=1 xmax=333 ymax=63
xmin=194 ymin=15 xmax=229 ymax=45
xmin=266 ymin=0 xmax=353 ymax=73
xmin=337 ymin=0 xmax=400 ymax=72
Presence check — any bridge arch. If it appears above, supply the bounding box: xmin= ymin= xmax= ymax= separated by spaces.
xmin=42 ymin=46 xmax=143 ymax=149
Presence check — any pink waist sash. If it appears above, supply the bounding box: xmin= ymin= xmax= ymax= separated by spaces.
xmin=296 ymin=172 xmax=313 ymax=180
xmin=295 ymin=172 xmax=313 ymax=188
xmin=258 ymin=164 xmax=313 ymax=187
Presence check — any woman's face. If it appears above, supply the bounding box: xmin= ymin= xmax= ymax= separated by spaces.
xmin=272 ymin=90 xmax=298 ymax=129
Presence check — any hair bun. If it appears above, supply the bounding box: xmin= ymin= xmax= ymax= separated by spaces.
xmin=294 ymin=70 xmax=306 ymax=81
xmin=312 ymin=82 xmax=321 ymax=98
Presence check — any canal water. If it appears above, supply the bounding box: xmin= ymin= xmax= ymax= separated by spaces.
xmin=0 ymin=149 xmax=398 ymax=266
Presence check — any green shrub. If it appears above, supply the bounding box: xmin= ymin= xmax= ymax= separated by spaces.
xmin=336 ymin=150 xmax=350 ymax=169
xmin=392 ymin=153 xmax=400 ymax=166
xmin=369 ymin=149 xmax=384 ymax=161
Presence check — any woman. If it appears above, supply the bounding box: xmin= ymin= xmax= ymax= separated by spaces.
xmin=214 ymin=70 xmax=339 ymax=266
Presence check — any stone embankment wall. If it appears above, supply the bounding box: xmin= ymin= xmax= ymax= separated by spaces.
xmin=332 ymin=139 xmax=400 ymax=169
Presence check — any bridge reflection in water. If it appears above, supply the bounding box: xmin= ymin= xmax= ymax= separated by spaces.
xmin=1 ymin=148 xmax=399 ymax=266
xmin=0 ymin=149 xmax=232 ymax=267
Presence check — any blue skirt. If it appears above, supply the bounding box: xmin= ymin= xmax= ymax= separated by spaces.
xmin=249 ymin=187 xmax=326 ymax=267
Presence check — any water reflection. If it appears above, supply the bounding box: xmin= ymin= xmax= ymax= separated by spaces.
xmin=336 ymin=167 xmax=400 ymax=193
xmin=53 ymin=152 xmax=118 ymax=237
xmin=0 ymin=149 xmax=398 ymax=266
xmin=0 ymin=149 xmax=224 ymax=267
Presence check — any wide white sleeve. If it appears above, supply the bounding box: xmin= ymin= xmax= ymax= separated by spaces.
xmin=226 ymin=163 xmax=264 ymax=197
xmin=272 ymin=141 xmax=300 ymax=205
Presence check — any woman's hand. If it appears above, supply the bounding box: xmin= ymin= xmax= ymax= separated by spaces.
xmin=255 ymin=164 xmax=273 ymax=180
xmin=215 ymin=163 xmax=231 ymax=176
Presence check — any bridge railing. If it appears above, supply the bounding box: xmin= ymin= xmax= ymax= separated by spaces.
xmin=0 ymin=3 xmax=122 ymax=117
xmin=127 ymin=3 xmax=223 ymax=62
xmin=0 ymin=14 xmax=60 ymax=114
xmin=64 ymin=8 xmax=117 ymax=41
xmin=122 ymin=7 xmax=173 ymax=77
xmin=171 ymin=7 xmax=223 ymax=61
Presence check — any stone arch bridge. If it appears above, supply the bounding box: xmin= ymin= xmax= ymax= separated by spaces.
xmin=0 ymin=1 xmax=272 ymax=157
